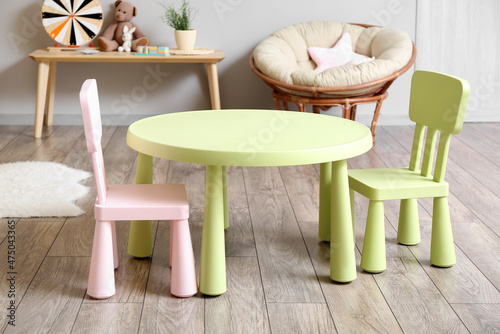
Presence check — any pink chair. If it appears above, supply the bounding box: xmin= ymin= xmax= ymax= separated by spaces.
xmin=80 ymin=79 xmax=197 ymax=299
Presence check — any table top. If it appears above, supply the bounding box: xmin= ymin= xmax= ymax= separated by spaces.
xmin=127 ymin=110 xmax=372 ymax=166
xmin=29 ymin=49 xmax=225 ymax=64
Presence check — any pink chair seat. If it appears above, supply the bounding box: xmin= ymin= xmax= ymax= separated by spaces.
xmin=95 ymin=184 xmax=189 ymax=221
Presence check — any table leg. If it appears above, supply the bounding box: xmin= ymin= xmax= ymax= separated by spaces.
xmin=330 ymin=160 xmax=357 ymax=282
xmin=199 ymin=165 xmax=227 ymax=295
xmin=223 ymin=166 xmax=229 ymax=229
xmin=44 ymin=63 xmax=57 ymax=126
xmin=318 ymin=162 xmax=332 ymax=241
xmin=206 ymin=63 xmax=221 ymax=110
xmin=34 ymin=61 xmax=50 ymax=138
xmin=127 ymin=153 xmax=154 ymax=258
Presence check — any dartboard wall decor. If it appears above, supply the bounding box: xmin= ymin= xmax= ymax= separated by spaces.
xmin=42 ymin=0 xmax=103 ymax=46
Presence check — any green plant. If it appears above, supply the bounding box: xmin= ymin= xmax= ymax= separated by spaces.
xmin=158 ymin=0 xmax=197 ymax=30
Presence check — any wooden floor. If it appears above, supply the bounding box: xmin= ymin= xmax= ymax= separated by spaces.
xmin=1 ymin=123 xmax=500 ymax=333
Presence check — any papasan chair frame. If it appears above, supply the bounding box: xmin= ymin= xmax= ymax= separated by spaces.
xmin=250 ymin=23 xmax=417 ymax=141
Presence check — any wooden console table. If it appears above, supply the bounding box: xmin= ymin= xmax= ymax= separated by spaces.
xmin=29 ymin=49 xmax=225 ymax=138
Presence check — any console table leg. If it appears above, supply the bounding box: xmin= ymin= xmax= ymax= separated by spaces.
xmin=206 ymin=63 xmax=221 ymax=110
xmin=128 ymin=153 xmax=154 ymax=258
xmin=200 ymin=165 xmax=227 ymax=295
xmin=45 ymin=63 xmax=57 ymax=126
xmin=34 ymin=61 xmax=50 ymax=138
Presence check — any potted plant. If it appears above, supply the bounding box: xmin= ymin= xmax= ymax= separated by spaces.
xmin=158 ymin=0 xmax=197 ymax=51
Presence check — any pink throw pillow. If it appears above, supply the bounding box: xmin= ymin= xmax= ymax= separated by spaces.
xmin=308 ymin=33 xmax=372 ymax=72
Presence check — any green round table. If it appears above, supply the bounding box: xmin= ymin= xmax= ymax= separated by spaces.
xmin=126 ymin=109 xmax=372 ymax=295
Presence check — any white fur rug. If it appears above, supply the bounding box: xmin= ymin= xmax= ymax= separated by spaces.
xmin=0 ymin=161 xmax=91 ymax=218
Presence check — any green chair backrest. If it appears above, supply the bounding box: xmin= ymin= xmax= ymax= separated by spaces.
xmin=407 ymin=71 xmax=470 ymax=182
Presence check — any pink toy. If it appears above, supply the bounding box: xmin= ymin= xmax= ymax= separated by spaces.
xmin=80 ymin=79 xmax=197 ymax=299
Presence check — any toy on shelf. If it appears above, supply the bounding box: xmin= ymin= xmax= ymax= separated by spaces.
xmin=118 ymin=26 xmax=135 ymax=52
xmin=97 ymin=0 xmax=149 ymax=52
xmin=135 ymin=46 xmax=170 ymax=56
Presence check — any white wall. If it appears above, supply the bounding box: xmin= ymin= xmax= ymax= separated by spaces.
xmin=416 ymin=0 xmax=500 ymax=122
xmin=0 ymin=0 xmax=497 ymax=128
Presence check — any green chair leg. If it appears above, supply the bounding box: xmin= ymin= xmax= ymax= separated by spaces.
xmin=430 ymin=196 xmax=456 ymax=267
xmin=360 ymin=200 xmax=386 ymax=273
xmin=350 ymin=188 xmax=355 ymax=243
xmin=397 ymin=198 xmax=421 ymax=245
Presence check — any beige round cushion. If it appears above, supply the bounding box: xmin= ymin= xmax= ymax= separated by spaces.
xmin=253 ymin=22 xmax=413 ymax=90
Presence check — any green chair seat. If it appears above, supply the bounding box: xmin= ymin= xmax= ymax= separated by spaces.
xmin=348 ymin=167 xmax=448 ymax=201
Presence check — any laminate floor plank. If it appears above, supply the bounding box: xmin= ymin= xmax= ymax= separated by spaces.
xmin=205 ymin=257 xmax=270 ymax=334
xmin=458 ymin=123 xmax=500 ymax=167
xmin=469 ymin=122 xmax=500 ymax=146
xmin=224 ymin=166 xmax=257 ymax=257
xmin=299 ymin=220 xmax=403 ymax=334
xmin=0 ymin=219 xmax=64 ymax=332
xmin=452 ymin=303 xmax=500 ymax=333
xmin=0 ymin=126 xmax=53 ymax=163
xmin=28 ymin=126 xmax=83 ymax=163
xmin=0 ymin=125 xmax=27 ymax=151
xmin=0 ymin=219 xmax=10 ymax=243
xmin=279 ymin=164 xmax=319 ymax=222
xmin=3 ymin=256 xmax=89 ymax=334
xmin=452 ymin=222 xmax=500 ymax=291
xmin=446 ymin=169 xmax=500 ymax=236
xmin=370 ymin=126 xmax=410 ymax=157
xmin=243 ymin=166 xmax=287 ymax=195
xmin=408 ymin=222 xmax=500 ymax=304
xmin=65 ymin=125 xmax=118 ymax=172
xmin=101 ymin=127 xmax=139 ymax=186
xmin=167 ymin=161 xmax=206 ymax=223
xmin=267 ymin=303 xmax=336 ymax=334
xmin=139 ymin=220 xmax=204 ymax=334
xmin=374 ymin=258 xmax=469 ymax=333
xmin=72 ymin=303 xmax=142 ymax=334
xmin=447 ymin=135 xmax=500 ymax=197
xmin=248 ymin=194 xmax=324 ymax=303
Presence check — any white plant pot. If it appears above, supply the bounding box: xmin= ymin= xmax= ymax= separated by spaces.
xmin=174 ymin=30 xmax=196 ymax=51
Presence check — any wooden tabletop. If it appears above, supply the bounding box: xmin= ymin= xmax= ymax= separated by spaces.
xmin=29 ymin=48 xmax=225 ymax=64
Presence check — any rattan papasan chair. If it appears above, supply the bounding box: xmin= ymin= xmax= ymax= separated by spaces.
xmin=250 ymin=21 xmax=416 ymax=141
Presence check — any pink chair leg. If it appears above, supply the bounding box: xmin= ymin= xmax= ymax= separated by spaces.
xmin=170 ymin=219 xmax=198 ymax=297
xmin=169 ymin=223 xmax=173 ymax=268
xmin=111 ymin=221 xmax=119 ymax=269
xmin=87 ymin=220 xmax=116 ymax=299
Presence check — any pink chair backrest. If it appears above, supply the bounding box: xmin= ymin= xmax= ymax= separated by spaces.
xmin=80 ymin=79 xmax=107 ymax=205
xmin=80 ymin=79 xmax=102 ymax=153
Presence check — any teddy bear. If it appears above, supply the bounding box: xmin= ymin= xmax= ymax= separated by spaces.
xmin=97 ymin=0 xmax=149 ymax=52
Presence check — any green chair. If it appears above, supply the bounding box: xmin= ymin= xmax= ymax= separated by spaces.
xmin=348 ymin=70 xmax=470 ymax=273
